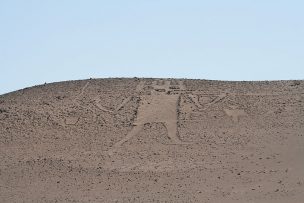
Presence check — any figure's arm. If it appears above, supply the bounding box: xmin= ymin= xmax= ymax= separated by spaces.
xmin=95 ymin=95 xmax=135 ymax=113
xmin=114 ymin=96 xmax=133 ymax=112
xmin=94 ymin=97 xmax=114 ymax=113
xmin=187 ymin=93 xmax=227 ymax=111
xmin=188 ymin=94 xmax=203 ymax=109
xmin=204 ymin=93 xmax=227 ymax=108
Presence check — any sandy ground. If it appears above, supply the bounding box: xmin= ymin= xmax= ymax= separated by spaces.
xmin=0 ymin=78 xmax=303 ymax=202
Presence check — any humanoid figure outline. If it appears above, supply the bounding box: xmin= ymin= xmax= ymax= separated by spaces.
xmin=107 ymin=80 xmax=191 ymax=155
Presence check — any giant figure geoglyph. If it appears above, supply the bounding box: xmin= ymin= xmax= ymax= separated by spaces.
xmin=107 ymin=79 xmax=191 ymax=155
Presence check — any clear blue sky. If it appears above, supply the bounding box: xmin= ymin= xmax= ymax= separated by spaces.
xmin=1 ymin=0 xmax=303 ymax=94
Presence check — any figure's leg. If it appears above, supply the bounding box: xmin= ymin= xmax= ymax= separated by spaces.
xmin=165 ymin=121 xmax=190 ymax=144
xmin=108 ymin=124 xmax=143 ymax=155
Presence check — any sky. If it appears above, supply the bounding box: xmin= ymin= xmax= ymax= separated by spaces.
xmin=1 ymin=0 xmax=304 ymax=95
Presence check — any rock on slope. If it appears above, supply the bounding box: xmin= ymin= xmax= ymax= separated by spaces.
xmin=0 ymin=78 xmax=304 ymax=202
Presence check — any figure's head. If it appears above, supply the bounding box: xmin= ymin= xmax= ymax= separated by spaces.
xmin=137 ymin=79 xmax=184 ymax=95
xmin=152 ymin=80 xmax=171 ymax=94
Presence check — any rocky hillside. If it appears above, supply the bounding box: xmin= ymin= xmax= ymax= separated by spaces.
xmin=0 ymin=78 xmax=303 ymax=202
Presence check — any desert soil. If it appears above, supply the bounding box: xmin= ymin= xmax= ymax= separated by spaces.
xmin=0 ymin=78 xmax=303 ymax=202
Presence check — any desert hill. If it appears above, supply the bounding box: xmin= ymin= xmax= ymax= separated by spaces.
xmin=0 ymin=78 xmax=303 ymax=202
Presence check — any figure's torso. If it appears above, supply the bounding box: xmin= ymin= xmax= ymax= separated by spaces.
xmin=134 ymin=94 xmax=179 ymax=124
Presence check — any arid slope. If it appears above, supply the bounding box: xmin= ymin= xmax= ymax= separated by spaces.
xmin=0 ymin=78 xmax=304 ymax=202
